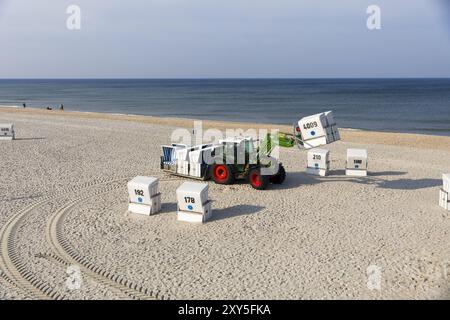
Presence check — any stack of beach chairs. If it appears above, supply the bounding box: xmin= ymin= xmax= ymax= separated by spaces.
xmin=0 ymin=123 xmax=15 ymax=140
xmin=176 ymin=148 xmax=190 ymax=175
xmin=161 ymin=144 xmax=187 ymax=172
xmin=188 ymin=146 xmax=214 ymax=178
xmin=439 ymin=174 xmax=450 ymax=211
xmin=127 ymin=176 xmax=161 ymax=215
xmin=297 ymin=111 xmax=340 ymax=149
xmin=162 ymin=144 xmax=213 ymax=178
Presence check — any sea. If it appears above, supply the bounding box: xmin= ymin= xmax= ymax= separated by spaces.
xmin=0 ymin=78 xmax=449 ymax=136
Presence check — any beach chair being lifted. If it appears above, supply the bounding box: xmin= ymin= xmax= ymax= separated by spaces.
xmin=293 ymin=110 xmax=341 ymax=150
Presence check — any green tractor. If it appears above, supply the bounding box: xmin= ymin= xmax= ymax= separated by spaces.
xmin=162 ymin=133 xmax=296 ymax=190
xmin=204 ymin=133 xmax=295 ymax=190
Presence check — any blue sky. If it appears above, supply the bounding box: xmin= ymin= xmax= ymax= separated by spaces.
xmin=0 ymin=0 xmax=449 ymax=78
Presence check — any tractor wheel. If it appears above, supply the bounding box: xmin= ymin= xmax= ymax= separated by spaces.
xmin=270 ymin=164 xmax=286 ymax=184
xmin=248 ymin=168 xmax=270 ymax=190
xmin=211 ymin=164 xmax=235 ymax=185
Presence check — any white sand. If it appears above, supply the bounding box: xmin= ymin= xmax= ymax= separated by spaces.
xmin=1 ymin=107 xmax=450 ymax=300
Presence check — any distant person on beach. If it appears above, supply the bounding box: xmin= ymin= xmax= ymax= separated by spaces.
xmin=23 ymin=103 xmax=26 ymax=108
xmin=46 ymin=106 xmax=52 ymax=110
xmin=60 ymin=104 xmax=64 ymax=111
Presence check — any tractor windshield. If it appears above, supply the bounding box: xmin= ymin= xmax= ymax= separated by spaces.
xmin=244 ymin=140 xmax=254 ymax=154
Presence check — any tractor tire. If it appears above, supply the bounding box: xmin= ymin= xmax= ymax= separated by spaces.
xmin=211 ymin=164 xmax=235 ymax=185
xmin=248 ymin=168 xmax=270 ymax=190
xmin=270 ymin=164 xmax=286 ymax=184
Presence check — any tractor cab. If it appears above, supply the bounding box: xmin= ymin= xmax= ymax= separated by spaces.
xmin=219 ymin=137 xmax=255 ymax=151
xmin=217 ymin=137 xmax=257 ymax=165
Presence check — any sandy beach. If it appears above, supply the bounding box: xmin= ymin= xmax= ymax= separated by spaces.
xmin=1 ymin=107 xmax=450 ymax=300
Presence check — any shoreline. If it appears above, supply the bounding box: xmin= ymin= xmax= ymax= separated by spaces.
xmin=1 ymin=106 xmax=450 ymax=151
